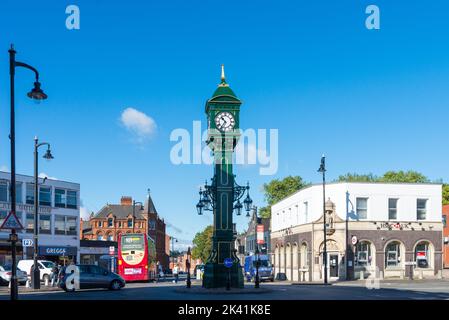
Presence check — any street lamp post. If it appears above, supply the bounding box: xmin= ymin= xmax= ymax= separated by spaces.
xmin=318 ymin=155 xmax=328 ymax=285
xmin=8 ymin=44 xmax=47 ymax=300
xmin=186 ymin=247 xmax=191 ymax=288
xmin=132 ymin=200 xmax=143 ymax=233
xmin=32 ymin=137 xmax=54 ymax=290
xmin=170 ymin=236 xmax=178 ymax=267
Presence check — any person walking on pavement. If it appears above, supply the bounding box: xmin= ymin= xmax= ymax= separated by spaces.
xmin=173 ymin=264 xmax=179 ymax=284
xmin=50 ymin=263 xmax=59 ymax=287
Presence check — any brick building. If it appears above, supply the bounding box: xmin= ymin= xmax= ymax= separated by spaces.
xmin=80 ymin=192 xmax=169 ymax=269
xmin=443 ymin=205 xmax=449 ymax=268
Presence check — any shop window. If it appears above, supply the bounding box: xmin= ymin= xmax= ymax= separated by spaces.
xmin=417 ymin=199 xmax=427 ymax=220
xmin=39 ymin=187 xmax=52 ymax=207
xmin=385 ymin=242 xmax=401 ymax=268
xmin=0 ymin=180 xmax=7 ymax=202
xmin=26 ymin=183 xmax=34 ymax=204
xmin=388 ymin=198 xmax=398 ymax=220
xmin=355 ymin=241 xmax=372 ymax=266
xmin=415 ymin=242 xmax=430 ymax=268
xmin=66 ymin=190 xmax=77 ymax=209
xmin=356 ymin=198 xmax=368 ymax=220
xmin=39 ymin=215 xmax=51 ymax=234
xmin=55 ymin=189 xmax=66 ymax=208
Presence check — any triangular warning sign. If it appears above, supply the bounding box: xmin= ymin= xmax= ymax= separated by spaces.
xmin=0 ymin=211 xmax=23 ymax=230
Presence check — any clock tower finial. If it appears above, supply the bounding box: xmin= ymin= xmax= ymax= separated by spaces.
xmin=219 ymin=64 xmax=228 ymax=87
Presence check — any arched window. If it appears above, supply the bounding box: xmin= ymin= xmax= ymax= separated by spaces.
xmin=107 ymin=233 xmax=114 ymax=241
xmin=355 ymin=241 xmax=372 ymax=266
xmin=96 ymin=232 xmax=104 ymax=241
xmin=385 ymin=241 xmax=401 ymax=268
xmin=108 ymin=218 xmax=113 ymax=228
xmin=415 ymin=241 xmax=430 ymax=268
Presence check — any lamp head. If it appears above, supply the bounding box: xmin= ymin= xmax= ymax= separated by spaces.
xmin=43 ymin=148 xmax=54 ymax=160
xmin=27 ymin=81 xmax=47 ymax=101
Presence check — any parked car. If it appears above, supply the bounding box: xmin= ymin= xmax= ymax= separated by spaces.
xmin=58 ymin=264 xmax=125 ymax=292
xmin=17 ymin=260 xmax=55 ymax=283
xmin=0 ymin=265 xmax=28 ymax=286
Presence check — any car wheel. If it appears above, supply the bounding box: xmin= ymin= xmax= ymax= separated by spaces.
xmin=110 ymin=280 xmax=121 ymax=290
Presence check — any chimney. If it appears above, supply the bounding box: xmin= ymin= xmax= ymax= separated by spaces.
xmin=121 ymin=196 xmax=132 ymax=206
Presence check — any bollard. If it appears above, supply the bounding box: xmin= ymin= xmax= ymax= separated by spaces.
xmin=8 ymin=281 xmax=11 ymax=289
xmin=45 ymin=276 xmax=49 ymax=286
xmin=360 ymin=271 xmax=364 ymax=280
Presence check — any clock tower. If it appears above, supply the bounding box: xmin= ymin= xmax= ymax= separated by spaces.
xmin=201 ymin=65 xmax=245 ymax=288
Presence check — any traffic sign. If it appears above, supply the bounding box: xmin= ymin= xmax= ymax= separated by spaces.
xmin=351 ymin=235 xmax=358 ymax=245
xmin=0 ymin=212 xmax=23 ymax=230
xmin=224 ymin=258 xmax=233 ymax=268
xmin=22 ymin=239 xmax=33 ymax=247
xmin=109 ymin=246 xmax=115 ymax=255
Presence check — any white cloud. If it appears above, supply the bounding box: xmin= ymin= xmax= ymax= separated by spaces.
xmin=38 ymin=172 xmax=58 ymax=180
xmin=120 ymin=107 xmax=157 ymax=144
xmin=0 ymin=165 xmax=9 ymax=172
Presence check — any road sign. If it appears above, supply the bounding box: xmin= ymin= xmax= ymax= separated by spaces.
xmin=109 ymin=246 xmax=115 ymax=255
xmin=404 ymin=261 xmax=416 ymax=266
xmin=22 ymin=239 xmax=33 ymax=247
xmin=224 ymin=258 xmax=233 ymax=268
xmin=351 ymin=235 xmax=358 ymax=245
xmin=0 ymin=211 xmax=23 ymax=230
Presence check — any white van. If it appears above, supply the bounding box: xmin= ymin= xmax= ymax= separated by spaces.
xmin=17 ymin=260 xmax=55 ymax=282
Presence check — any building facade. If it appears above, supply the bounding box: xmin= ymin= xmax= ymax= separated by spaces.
xmin=271 ymin=182 xmax=443 ymax=282
xmin=0 ymin=171 xmax=80 ymax=265
xmin=443 ymin=204 xmax=449 ymax=268
xmin=81 ymin=192 xmax=169 ymax=269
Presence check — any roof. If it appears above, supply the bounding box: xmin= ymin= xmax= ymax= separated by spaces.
xmin=94 ymin=204 xmax=146 ymax=219
xmin=145 ymin=192 xmax=158 ymax=214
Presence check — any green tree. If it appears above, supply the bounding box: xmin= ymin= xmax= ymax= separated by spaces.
xmin=259 ymin=176 xmax=308 ymax=218
xmin=443 ymin=184 xmax=449 ymax=205
xmin=337 ymin=173 xmax=378 ymax=182
xmin=379 ymin=170 xmax=429 ymax=183
xmin=191 ymin=225 xmax=213 ymax=263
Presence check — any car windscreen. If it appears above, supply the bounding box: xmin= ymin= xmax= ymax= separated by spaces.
xmin=41 ymin=261 xmax=55 ymax=268
xmin=1 ymin=265 xmax=11 ymax=271
xmin=252 ymin=260 xmax=271 ymax=267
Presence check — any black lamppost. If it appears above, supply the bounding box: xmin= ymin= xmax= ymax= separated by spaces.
xmin=132 ymin=200 xmax=143 ymax=233
xmin=186 ymin=247 xmax=191 ymax=288
xmin=170 ymin=236 xmax=178 ymax=267
xmin=32 ymin=137 xmax=53 ymax=289
xmin=8 ymin=44 xmax=47 ymax=300
xmin=318 ymin=155 xmax=328 ymax=285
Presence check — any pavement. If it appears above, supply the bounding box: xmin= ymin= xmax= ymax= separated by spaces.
xmin=1 ymin=278 xmax=449 ymax=300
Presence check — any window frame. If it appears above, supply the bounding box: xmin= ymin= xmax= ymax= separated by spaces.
xmin=356 ymin=197 xmax=368 ymax=220
xmin=388 ymin=198 xmax=398 ymax=220
xmin=39 ymin=186 xmax=52 ymax=207
xmin=417 ymin=199 xmax=427 ymax=221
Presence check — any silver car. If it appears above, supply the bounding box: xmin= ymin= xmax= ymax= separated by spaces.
xmin=0 ymin=265 xmax=28 ymax=286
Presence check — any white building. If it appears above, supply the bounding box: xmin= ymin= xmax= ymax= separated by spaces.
xmin=271 ymin=182 xmax=443 ymax=282
xmin=0 ymin=171 xmax=80 ymax=265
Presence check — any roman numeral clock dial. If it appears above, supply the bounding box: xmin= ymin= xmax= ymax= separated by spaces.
xmin=214 ymin=112 xmax=235 ymax=132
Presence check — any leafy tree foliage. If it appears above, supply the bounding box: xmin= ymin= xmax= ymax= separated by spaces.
xmin=191 ymin=225 xmax=213 ymax=263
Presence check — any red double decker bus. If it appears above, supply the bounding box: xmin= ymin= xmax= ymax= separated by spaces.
xmin=118 ymin=233 xmax=156 ymax=282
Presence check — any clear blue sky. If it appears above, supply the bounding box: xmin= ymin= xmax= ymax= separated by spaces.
xmin=1 ymin=1 xmax=449 ymax=248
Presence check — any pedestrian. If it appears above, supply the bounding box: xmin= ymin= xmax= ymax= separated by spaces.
xmin=173 ymin=264 xmax=179 ymax=284
xmin=50 ymin=262 xmax=59 ymax=287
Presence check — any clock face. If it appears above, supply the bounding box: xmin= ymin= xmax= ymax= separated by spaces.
xmin=214 ymin=112 xmax=235 ymax=132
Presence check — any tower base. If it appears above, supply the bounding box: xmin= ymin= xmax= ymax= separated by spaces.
xmin=202 ymin=262 xmax=244 ymax=289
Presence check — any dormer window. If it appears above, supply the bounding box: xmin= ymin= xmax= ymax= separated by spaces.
xmin=127 ymin=218 xmax=133 ymax=228
xmin=108 ymin=218 xmax=113 ymax=228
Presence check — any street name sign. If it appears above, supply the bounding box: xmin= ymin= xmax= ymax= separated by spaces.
xmin=0 ymin=211 xmax=23 ymax=230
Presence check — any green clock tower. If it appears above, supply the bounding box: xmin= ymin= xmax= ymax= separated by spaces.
xmin=196 ymin=66 xmax=252 ymax=288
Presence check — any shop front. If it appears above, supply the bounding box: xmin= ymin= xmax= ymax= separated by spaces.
xmin=0 ymin=239 xmax=23 ymax=266
xmin=26 ymin=245 xmax=78 ymax=265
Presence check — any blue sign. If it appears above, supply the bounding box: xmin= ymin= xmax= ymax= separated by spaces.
xmin=22 ymin=239 xmax=33 ymax=247
xmin=224 ymin=258 xmax=233 ymax=268
xmin=39 ymin=246 xmax=77 ymax=256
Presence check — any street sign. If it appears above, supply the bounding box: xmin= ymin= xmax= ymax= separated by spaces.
xmin=22 ymin=239 xmax=33 ymax=247
xmin=224 ymin=258 xmax=233 ymax=268
xmin=351 ymin=235 xmax=358 ymax=245
xmin=256 ymin=224 xmax=264 ymax=244
xmin=404 ymin=261 xmax=416 ymax=266
xmin=109 ymin=246 xmax=115 ymax=255
xmin=0 ymin=211 xmax=23 ymax=230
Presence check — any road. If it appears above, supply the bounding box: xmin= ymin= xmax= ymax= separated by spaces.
xmin=1 ymin=279 xmax=449 ymax=300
